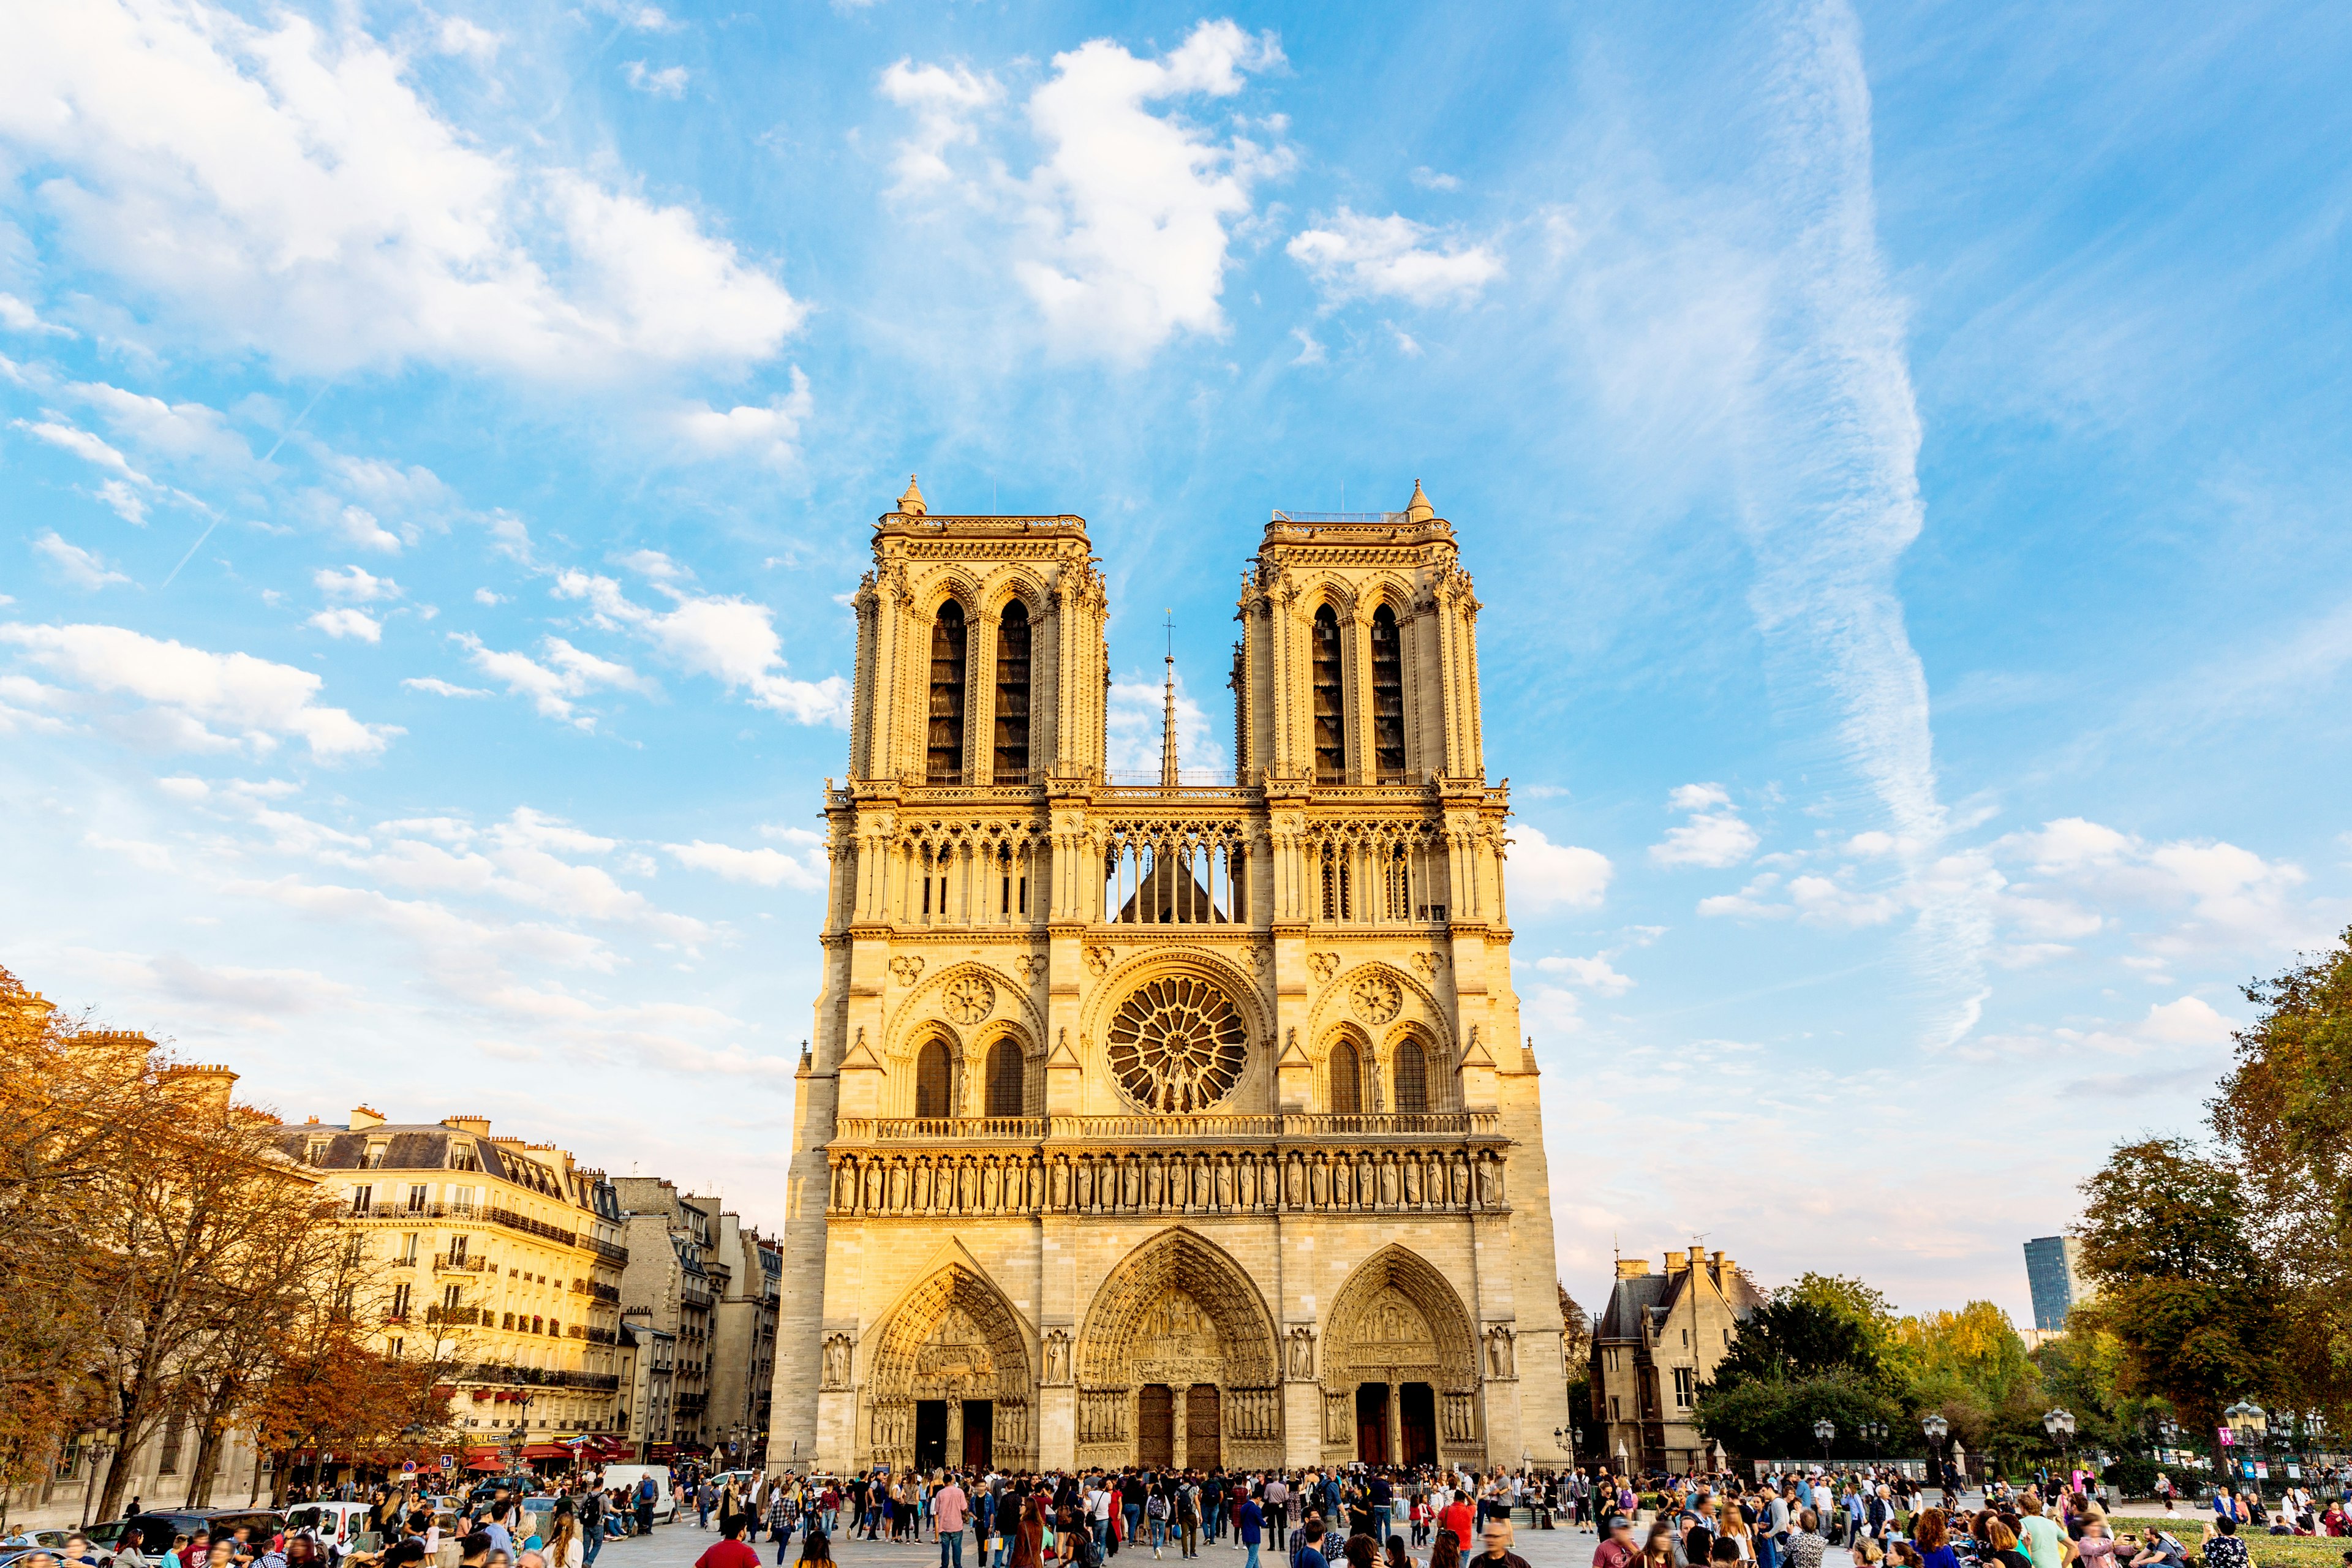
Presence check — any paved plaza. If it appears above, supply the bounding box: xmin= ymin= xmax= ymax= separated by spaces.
xmin=586 ymin=1518 xmax=1874 ymax=1568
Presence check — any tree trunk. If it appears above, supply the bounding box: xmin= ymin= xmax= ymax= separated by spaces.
xmin=186 ymin=1375 xmax=241 ymax=1506
xmin=93 ymin=1379 xmax=157 ymax=1524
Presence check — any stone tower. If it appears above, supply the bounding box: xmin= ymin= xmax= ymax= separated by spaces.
xmin=769 ymin=481 xmax=1569 ymax=1478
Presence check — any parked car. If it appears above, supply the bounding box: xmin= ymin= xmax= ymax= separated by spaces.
xmin=0 ymin=1530 xmax=111 ymax=1568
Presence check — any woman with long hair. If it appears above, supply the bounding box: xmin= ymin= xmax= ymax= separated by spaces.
xmin=1428 ymin=1529 xmax=1460 ymax=1568
xmin=1641 ymin=1522 xmax=1676 ymax=1568
xmin=545 ymin=1510 xmax=583 ymax=1568
xmin=1011 ymin=1495 xmax=1047 ymax=1568
xmin=799 ymin=1530 xmax=835 ymax=1567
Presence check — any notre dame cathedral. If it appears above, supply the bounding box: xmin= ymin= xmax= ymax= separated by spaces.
xmin=767 ymin=478 xmax=1569 ymax=1476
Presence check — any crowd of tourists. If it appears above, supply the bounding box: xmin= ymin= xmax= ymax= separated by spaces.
xmin=685 ymin=1465 xmax=1574 ymax=1568
xmin=1574 ymin=1461 xmax=2352 ymax=1568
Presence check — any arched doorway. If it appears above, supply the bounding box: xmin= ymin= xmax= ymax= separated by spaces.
xmin=1075 ymin=1228 xmax=1282 ymax=1470
xmin=865 ymin=1261 xmax=1035 ymax=1472
xmin=1321 ymin=1244 xmax=1482 ymax=1467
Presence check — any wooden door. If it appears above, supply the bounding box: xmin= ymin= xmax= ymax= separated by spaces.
xmin=1355 ymin=1382 xmax=1390 ymax=1463
xmin=1185 ymin=1383 xmax=1221 ymax=1470
xmin=1137 ymin=1384 xmax=1174 ymax=1469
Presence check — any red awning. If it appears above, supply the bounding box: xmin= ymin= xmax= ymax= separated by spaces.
xmin=467 ymin=1458 xmax=505 ymax=1472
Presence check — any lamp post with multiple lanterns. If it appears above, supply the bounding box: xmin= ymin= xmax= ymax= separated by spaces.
xmin=2224 ymin=1400 xmax=2269 ymax=1500
xmin=1924 ymin=1412 xmax=1953 ymax=1496
xmin=2044 ymin=1406 xmax=2077 ymax=1488
xmin=1815 ymin=1418 xmax=1836 ymax=1471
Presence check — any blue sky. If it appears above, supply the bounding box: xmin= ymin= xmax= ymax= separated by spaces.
xmin=4 ymin=0 xmax=2347 ymax=1328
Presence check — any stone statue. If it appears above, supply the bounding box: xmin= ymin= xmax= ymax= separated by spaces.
xmin=1485 ymin=1324 xmax=1515 ymax=1378
xmin=1043 ymin=1328 xmax=1071 ymax=1385
xmin=822 ymin=1333 xmax=851 ymax=1389
xmin=1286 ymin=1324 xmax=1316 ymax=1380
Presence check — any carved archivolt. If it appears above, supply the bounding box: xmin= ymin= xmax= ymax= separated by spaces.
xmin=1321 ymin=1243 xmax=1480 ymax=1392
xmin=1076 ymin=1227 xmax=1280 ymax=1392
xmin=865 ymin=1261 xmax=1035 ymax=1469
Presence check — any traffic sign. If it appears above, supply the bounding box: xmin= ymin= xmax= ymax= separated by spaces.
xmin=442 ymin=1456 xmax=457 ymax=1472
xmin=402 ymin=1460 xmax=418 ymax=1476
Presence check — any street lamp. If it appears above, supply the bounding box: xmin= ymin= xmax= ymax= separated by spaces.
xmin=2223 ymin=1401 xmax=2269 ymax=1500
xmin=1923 ymin=1413 xmax=1951 ymax=1498
xmin=1814 ymin=1419 xmax=1836 ymax=1472
xmin=1861 ymin=1420 xmax=1887 ymax=1464
xmin=2043 ymin=1407 xmax=2076 ymax=1488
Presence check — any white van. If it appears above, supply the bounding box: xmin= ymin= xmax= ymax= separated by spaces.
xmin=282 ymin=1502 xmax=382 ymax=1557
xmin=600 ymin=1466 xmax=677 ymax=1526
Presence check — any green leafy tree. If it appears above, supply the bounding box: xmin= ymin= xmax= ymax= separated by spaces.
xmin=2212 ymin=925 xmax=2352 ymax=1429
xmin=1700 ymin=1272 xmax=1913 ymax=1459
xmin=2071 ymin=1136 xmax=2283 ymax=1434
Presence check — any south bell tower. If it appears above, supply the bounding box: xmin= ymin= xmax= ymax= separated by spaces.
xmin=772 ymin=481 xmax=1568 ymax=1479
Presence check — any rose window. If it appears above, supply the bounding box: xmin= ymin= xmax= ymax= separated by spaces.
xmin=1106 ymin=976 xmax=1248 ymax=1114
xmin=941 ymin=974 xmax=995 ymax=1025
xmin=1350 ymin=971 xmax=1403 ymax=1024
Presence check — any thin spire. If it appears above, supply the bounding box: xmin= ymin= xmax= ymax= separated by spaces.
xmin=1161 ymin=609 xmax=1179 ymax=788
xmin=1405 ymin=477 xmax=1434 ymax=524
xmin=897 ymin=473 xmax=927 ymax=516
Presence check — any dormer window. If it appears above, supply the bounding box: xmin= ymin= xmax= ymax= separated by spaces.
xmin=364 ymin=1141 xmax=388 ymax=1169
xmin=450 ymin=1144 xmax=480 ymax=1172
xmin=306 ymin=1139 xmax=330 ymax=1166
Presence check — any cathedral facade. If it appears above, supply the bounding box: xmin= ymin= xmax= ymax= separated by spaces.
xmin=768 ymin=479 xmax=1569 ymax=1477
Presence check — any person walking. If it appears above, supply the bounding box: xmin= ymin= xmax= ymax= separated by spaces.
xmin=769 ymin=1481 xmax=801 ymax=1566
xmin=938 ymin=1476 xmax=973 ymax=1568
xmin=1239 ymin=1493 xmax=1264 ymax=1568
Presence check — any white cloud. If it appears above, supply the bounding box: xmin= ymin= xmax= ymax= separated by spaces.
xmin=0 ymin=622 xmax=396 ymax=757
xmin=1991 ymin=815 xmax=2316 ymax=957
xmin=664 ymin=837 xmax=823 ymax=891
xmin=1533 ymin=952 xmax=1634 ymax=997
xmin=72 ymin=381 xmax=260 ymax=473
xmin=474 ymin=588 xmax=507 ymax=606
xmin=673 ymin=369 xmax=813 ymax=469
xmin=1649 ymin=782 xmax=1760 ymax=869
xmin=1289 ymin=327 xmax=1325 ymax=366
xmin=329 ymin=503 xmax=404 ymax=554
xmin=878 ymin=59 xmax=1000 ymax=192
xmin=624 ymin=61 xmax=688 ymax=97
xmin=1287 ymin=207 xmax=1504 ymax=306
xmin=307 ymin=607 xmax=382 ymax=642
xmin=1012 ymin=21 xmax=1289 ymax=361
xmin=1506 ymin=824 xmax=1613 ymax=912
xmin=32 ymin=532 xmax=132 ymax=589
xmin=3 ymin=0 xmax=802 ymax=379
xmin=402 ymin=676 xmax=491 ymax=698
xmin=315 ymin=565 xmax=402 ymax=602
xmin=0 ymin=293 xmax=75 ymax=336
xmin=434 ymin=17 xmax=500 ymax=61
xmin=1409 ymin=167 xmax=1462 ymax=192
xmin=16 ymin=417 xmax=143 ymax=480
xmin=553 ymin=567 xmax=848 ymax=726
xmin=453 ymin=632 xmax=653 ymax=729
xmin=96 ymin=480 xmax=151 ymax=526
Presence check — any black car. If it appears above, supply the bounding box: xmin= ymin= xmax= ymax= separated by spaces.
xmin=115 ymin=1512 xmax=284 ymax=1558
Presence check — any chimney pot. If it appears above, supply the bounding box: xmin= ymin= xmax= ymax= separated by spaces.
xmin=350 ymin=1104 xmax=385 ymax=1130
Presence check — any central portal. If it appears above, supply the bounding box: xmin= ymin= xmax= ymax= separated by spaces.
xmin=1186 ymin=1384 xmax=1221 ymax=1469
xmin=1137 ymin=1384 xmax=1174 ymax=1468
xmin=1400 ymin=1382 xmax=1437 ymax=1466
xmin=914 ymin=1400 xmax=947 ymax=1471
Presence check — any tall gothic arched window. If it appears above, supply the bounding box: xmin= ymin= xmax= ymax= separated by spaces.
xmin=1370 ymin=603 xmax=1404 ymax=780
xmin=1329 ymin=1039 xmax=1362 ymax=1114
xmin=914 ymin=1038 xmax=953 ymax=1118
xmin=993 ymin=601 xmax=1031 ymax=783
xmin=1313 ymin=604 xmax=1346 ymax=783
xmin=928 ymin=602 xmax=967 ymax=783
xmin=1392 ymin=1037 xmax=1429 ymax=1115
xmin=985 ymin=1038 xmax=1024 ymax=1118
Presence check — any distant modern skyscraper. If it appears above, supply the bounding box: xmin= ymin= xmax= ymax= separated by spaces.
xmin=2024 ymin=1235 xmax=2087 ymax=1331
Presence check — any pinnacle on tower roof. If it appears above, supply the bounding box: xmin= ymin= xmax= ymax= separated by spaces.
xmin=1405 ymin=477 xmax=1435 ymax=524
xmin=897 ymin=473 xmax=927 ymax=516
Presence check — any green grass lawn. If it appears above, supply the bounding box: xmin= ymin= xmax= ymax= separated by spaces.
xmin=2106 ymin=1515 xmax=2347 ymax=1568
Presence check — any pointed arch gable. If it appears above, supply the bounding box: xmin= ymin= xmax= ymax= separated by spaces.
xmin=1076 ymin=1225 xmax=1280 ymax=1390
xmin=862 ymin=1243 xmax=1038 ymax=1471
xmin=1324 ymin=1242 xmax=1479 ymax=1390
